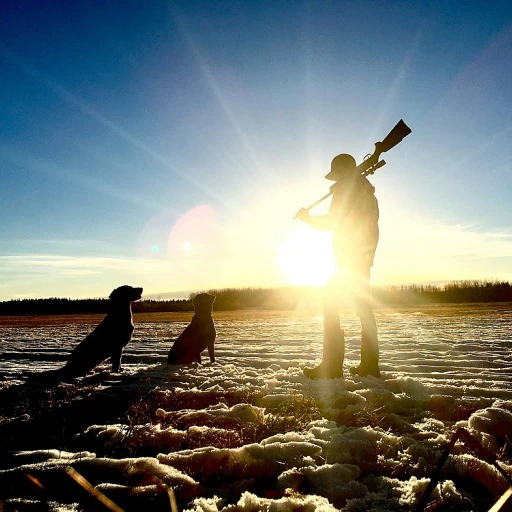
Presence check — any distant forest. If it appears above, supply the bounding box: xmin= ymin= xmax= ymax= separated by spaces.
xmin=1 ymin=281 xmax=511 ymax=316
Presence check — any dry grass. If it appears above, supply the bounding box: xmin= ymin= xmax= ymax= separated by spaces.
xmin=0 ymin=380 xmax=98 ymax=425
xmin=0 ymin=371 xmax=139 ymax=455
xmin=3 ymin=302 xmax=512 ymax=328
xmin=0 ymin=314 xmax=107 ymax=327
xmin=426 ymin=395 xmax=488 ymax=422
xmin=100 ymin=389 xmax=322 ymax=457
xmin=0 ymin=308 xmax=343 ymax=327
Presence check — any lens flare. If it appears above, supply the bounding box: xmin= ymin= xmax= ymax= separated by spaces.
xmin=168 ymin=205 xmax=217 ymax=259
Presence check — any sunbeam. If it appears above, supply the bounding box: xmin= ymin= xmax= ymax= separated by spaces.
xmin=367 ymin=28 xmax=423 ymax=146
xmin=0 ymin=46 xmax=223 ymax=204
xmin=0 ymin=143 xmax=169 ymax=212
xmin=167 ymin=4 xmax=269 ymax=180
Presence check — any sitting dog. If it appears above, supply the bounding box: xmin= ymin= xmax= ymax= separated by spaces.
xmin=62 ymin=285 xmax=143 ymax=377
xmin=167 ymin=293 xmax=216 ymax=364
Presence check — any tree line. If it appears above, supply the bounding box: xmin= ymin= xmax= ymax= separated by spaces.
xmin=373 ymin=280 xmax=512 ymax=305
xmin=0 ymin=281 xmax=511 ymax=316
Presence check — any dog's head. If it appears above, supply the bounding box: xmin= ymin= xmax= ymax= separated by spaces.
xmin=109 ymin=285 xmax=143 ymax=303
xmin=192 ymin=293 xmax=216 ymax=312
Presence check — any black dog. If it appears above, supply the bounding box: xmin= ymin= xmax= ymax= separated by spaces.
xmin=167 ymin=293 xmax=216 ymax=364
xmin=62 ymin=285 xmax=143 ymax=377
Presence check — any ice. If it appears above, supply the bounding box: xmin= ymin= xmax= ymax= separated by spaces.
xmin=185 ymin=496 xmax=226 ymax=512
xmin=158 ymin=441 xmax=323 ymax=480
xmin=468 ymin=406 xmax=512 ymax=441
xmin=185 ymin=491 xmax=340 ymax=512
xmin=9 ymin=449 xmax=96 ymax=464
xmin=158 ymin=402 xmax=266 ymax=425
xmin=277 ymin=463 xmax=362 ymax=501
xmin=0 ymin=454 xmax=203 ymax=504
xmin=84 ymin=423 xmax=188 ymax=452
xmin=450 ymin=454 xmax=509 ymax=496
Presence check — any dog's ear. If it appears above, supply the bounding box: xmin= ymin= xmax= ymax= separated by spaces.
xmin=109 ymin=288 xmax=120 ymax=300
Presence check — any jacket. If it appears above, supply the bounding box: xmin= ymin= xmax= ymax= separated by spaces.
xmin=329 ymin=176 xmax=379 ymax=268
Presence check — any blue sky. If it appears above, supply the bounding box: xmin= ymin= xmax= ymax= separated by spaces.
xmin=1 ymin=0 xmax=512 ymax=299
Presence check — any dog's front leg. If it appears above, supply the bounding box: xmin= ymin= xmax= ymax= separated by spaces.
xmin=110 ymin=346 xmax=124 ymax=373
xmin=208 ymin=343 xmax=215 ymax=363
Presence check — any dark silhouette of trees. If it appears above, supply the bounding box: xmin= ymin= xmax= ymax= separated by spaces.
xmin=1 ymin=281 xmax=511 ymax=316
xmin=0 ymin=297 xmax=193 ymax=316
xmin=0 ymin=298 xmax=111 ymax=316
xmin=373 ymin=280 xmax=512 ymax=305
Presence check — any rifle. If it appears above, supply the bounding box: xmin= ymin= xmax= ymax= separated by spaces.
xmin=294 ymin=119 xmax=411 ymax=219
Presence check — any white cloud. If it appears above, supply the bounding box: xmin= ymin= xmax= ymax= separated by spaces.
xmin=374 ymin=208 xmax=512 ymax=283
xmin=0 ymin=254 xmax=166 ymax=274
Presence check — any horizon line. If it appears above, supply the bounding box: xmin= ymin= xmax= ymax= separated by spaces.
xmin=2 ymin=279 xmax=511 ymax=302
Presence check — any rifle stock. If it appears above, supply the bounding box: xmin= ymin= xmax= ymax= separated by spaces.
xmin=357 ymin=119 xmax=411 ymax=175
xmin=381 ymin=119 xmax=411 ymax=151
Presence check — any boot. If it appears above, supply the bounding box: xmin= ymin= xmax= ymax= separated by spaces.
xmin=349 ymin=364 xmax=380 ymax=378
xmin=349 ymin=328 xmax=380 ymax=378
xmin=304 ymin=326 xmax=345 ymax=380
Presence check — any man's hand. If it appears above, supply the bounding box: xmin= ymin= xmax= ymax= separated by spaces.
xmin=295 ymin=208 xmax=311 ymax=223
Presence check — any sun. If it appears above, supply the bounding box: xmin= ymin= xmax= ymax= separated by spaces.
xmin=277 ymin=229 xmax=335 ymax=285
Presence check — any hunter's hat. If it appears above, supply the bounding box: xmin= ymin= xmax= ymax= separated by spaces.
xmin=325 ymin=153 xmax=357 ymax=181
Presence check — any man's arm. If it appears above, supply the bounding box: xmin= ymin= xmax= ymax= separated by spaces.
xmin=295 ymin=209 xmax=335 ymax=231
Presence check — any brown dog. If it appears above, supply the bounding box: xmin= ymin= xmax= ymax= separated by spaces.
xmin=62 ymin=285 xmax=143 ymax=377
xmin=167 ymin=293 xmax=216 ymax=364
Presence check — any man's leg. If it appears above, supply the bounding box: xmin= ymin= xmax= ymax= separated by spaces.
xmin=350 ymin=264 xmax=380 ymax=378
xmin=304 ymin=275 xmax=345 ymax=379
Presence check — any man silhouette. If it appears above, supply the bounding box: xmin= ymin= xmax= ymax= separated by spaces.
xmin=296 ymin=153 xmax=380 ymax=378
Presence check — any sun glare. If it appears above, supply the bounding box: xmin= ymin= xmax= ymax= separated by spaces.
xmin=277 ymin=230 xmax=335 ymax=286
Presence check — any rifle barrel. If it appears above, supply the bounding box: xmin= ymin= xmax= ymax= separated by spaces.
xmin=293 ymin=190 xmax=334 ymax=219
xmin=362 ymin=159 xmax=386 ymax=176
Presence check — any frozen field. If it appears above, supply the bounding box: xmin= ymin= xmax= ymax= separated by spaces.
xmin=0 ymin=304 xmax=512 ymax=511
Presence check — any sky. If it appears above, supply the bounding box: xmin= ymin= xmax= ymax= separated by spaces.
xmin=1 ymin=0 xmax=512 ymax=300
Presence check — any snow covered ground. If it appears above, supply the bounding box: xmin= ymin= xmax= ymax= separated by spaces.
xmin=0 ymin=305 xmax=512 ymax=511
